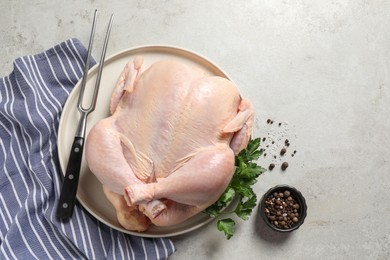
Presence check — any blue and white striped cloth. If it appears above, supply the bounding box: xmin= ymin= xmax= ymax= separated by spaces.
xmin=0 ymin=38 xmax=175 ymax=259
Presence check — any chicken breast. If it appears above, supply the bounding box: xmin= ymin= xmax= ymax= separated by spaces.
xmin=85 ymin=57 xmax=254 ymax=231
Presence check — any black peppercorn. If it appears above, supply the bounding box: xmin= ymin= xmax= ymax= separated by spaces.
xmin=268 ymin=163 xmax=275 ymax=170
xmin=281 ymin=162 xmax=289 ymax=170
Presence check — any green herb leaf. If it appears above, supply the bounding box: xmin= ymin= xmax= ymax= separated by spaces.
xmin=217 ymin=218 xmax=235 ymax=240
xmin=238 ymin=137 xmax=262 ymax=161
xmin=219 ymin=187 xmax=236 ymax=205
xmin=233 ymin=184 xmax=254 ymax=198
xmin=235 ymin=194 xmax=257 ymax=220
xmin=204 ymin=187 xmax=235 ymax=217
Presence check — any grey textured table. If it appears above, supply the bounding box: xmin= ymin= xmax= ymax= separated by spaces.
xmin=1 ymin=1 xmax=389 ymax=259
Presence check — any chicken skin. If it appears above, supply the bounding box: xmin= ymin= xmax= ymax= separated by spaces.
xmin=85 ymin=57 xmax=254 ymax=231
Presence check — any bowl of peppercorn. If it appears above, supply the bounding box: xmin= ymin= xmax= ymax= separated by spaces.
xmin=259 ymin=185 xmax=307 ymax=232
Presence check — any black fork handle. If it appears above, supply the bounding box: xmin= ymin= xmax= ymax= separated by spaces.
xmin=56 ymin=137 xmax=84 ymax=219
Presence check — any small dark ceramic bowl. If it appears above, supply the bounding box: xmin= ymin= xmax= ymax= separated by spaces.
xmin=259 ymin=185 xmax=307 ymax=232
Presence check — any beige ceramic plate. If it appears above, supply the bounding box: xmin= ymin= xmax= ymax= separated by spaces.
xmin=57 ymin=45 xmax=232 ymax=237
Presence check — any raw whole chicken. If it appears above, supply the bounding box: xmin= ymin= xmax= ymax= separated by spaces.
xmin=85 ymin=57 xmax=254 ymax=231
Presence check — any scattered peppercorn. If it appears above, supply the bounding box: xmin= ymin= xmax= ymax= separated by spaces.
xmin=281 ymin=162 xmax=289 ymax=170
xmin=268 ymin=163 xmax=275 ymax=170
xmin=261 ymin=119 xmax=296 ymax=171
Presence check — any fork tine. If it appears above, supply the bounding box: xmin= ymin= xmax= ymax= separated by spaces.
xmin=77 ymin=9 xmax=98 ymax=112
xmin=89 ymin=13 xmax=114 ymax=112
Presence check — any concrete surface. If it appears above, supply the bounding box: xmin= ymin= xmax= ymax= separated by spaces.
xmin=1 ymin=1 xmax=390 ymax=259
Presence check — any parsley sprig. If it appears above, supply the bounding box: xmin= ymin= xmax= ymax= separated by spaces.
xmin=204 ymin=137 xmax=266 ymax=239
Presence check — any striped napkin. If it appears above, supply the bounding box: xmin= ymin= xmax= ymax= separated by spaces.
xmin=0 ymin=38 xmax=175 ymax=259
